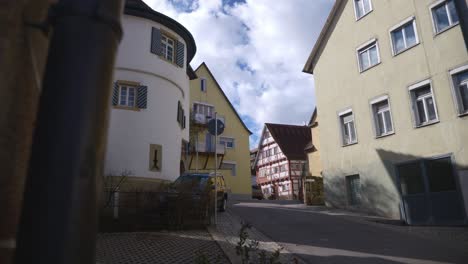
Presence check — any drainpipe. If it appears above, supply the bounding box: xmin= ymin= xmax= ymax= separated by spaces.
xmin=0 ymin=1 xmax=51 ymax=263
xmin=15 ymin=1 xmax=123 ymax=264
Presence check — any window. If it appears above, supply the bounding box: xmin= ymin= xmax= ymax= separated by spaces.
xmin=118 ymin=85 xmax=136 ymax=107
xmin=357 ymin=40 xmax=380 ymax=72
xmin=339 ymin=110 xmax=357 ymax=145
xmin=279 ymin=165 xmax=287 ymax=172
xmin=431 ymin=0 xmax=459 ymax=34
xmin=201 ymin=78 xmax=207 ymax=92
xmin=281 ymin=184 xmax=290 ymax=192
xmin=177 ymin=101 xmax=186 ymax=129
xmin=409 ymin=80 xmax=438 ymax=126
xmin=220 ymin=137 xmax=235 ymax=149
xmin=273 ymin=147 xmax=279 ymax=155
xmin=371 ymin=98 xmax=394 ymax=136
xmin=390 ymin=18 xmax=419 ymax=55
xmin=273 ymin=167 xmax=278 ymax=174
xmin=354 ymin=0 xmax=372 ymax=19
xmin=346 ymin=175 xmax=361 ymax=205
xmin=450 ymin=65 xmax=468 ymax=115
xmin=193 ymin=103 xmax=214 ymax=118
xmin=161 ymin=34 xmax=175 ymax=62
xmin=221 ymin=162 xmax=236 ymax=176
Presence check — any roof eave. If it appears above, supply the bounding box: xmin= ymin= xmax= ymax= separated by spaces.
xmin=302 ymin=0 xmax=346 ymax=75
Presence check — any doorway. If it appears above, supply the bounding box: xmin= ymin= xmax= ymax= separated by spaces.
xmin=396 ymin=155 xmax=466 ymax=225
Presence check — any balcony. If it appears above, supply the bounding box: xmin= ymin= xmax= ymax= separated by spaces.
xmin=191 ymin=113 xmax=226 ymax=127
xmin=191 ymin=141 xmax=225 ymax=155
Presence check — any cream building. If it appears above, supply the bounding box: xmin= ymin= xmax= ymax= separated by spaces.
xmin=304 ymin=0 xmax=468 ymax=225
xmin=105 ymin=0 xmax=197 ymax=188
xmin=188 ymin=63 xmax=252 ymax=196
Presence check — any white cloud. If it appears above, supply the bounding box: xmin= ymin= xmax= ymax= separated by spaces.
xmin=143 ymin=0 xmax=334 ymax=147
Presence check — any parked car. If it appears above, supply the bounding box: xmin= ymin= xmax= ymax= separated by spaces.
xmin=170 ymin=173 xmax=228 ymax=212
xmin=252 ymin=185 xmax=263 ymax=200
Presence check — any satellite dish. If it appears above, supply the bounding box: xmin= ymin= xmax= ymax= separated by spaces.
xmin=208 ymin=118 xmax=225 ymax=136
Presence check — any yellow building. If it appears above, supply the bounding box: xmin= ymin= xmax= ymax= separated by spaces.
xmin=188 ymin=63 xmax=252 ymax=196
xmin=304 ymin=0 xmax=468 ymax=225
xmin=303 ymin=108 xmax=324 ymax=205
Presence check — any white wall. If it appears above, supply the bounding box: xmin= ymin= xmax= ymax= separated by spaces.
xmin=105 ymin=14 xmax=190 ymax=181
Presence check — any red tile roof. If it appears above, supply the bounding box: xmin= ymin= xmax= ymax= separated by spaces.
xmin=265 ymin=123 xmax=311 ymax=160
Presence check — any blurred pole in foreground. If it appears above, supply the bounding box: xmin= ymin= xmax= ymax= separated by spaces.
xmin=15 ymin=0 xmax=124 ymax=263
xmin=0 ymin=1 xmax=51 ymax=263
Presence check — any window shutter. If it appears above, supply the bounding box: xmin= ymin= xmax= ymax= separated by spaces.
xmin=112 ymin=82 xmax=119 ymax=106
xmin=137 ymin=86 xmax=148 ymax=109
xmin=176 ymin=40 xmax=185 ymax=67
xmin=177 ymin=101 xmax=181 ymax=122
xmin=151 ymin=27 xmax=162 ymax=55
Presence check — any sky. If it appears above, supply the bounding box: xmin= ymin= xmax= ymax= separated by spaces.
xmin=143 ymin=0 xmax=335 ymax=148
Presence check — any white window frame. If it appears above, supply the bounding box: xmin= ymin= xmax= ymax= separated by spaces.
xmin=201 ymin=78 xmax=207 ymax=92
xmin=430 ymin=0 xmax=460 ymax=35
xmin=338 ymin=108 xmax=358 ymax=146
xmin=449 ymin=64 xmax=468 ymax=116
xmin=161 ymin=34 xmax=175 ymax=62
xmin=408 ymin=79 xmax=440 ymax=127
xmin=353 ymin=0 xmax=373 ymax=20
xmin=220 ymin=137 xmax=235 ymax=149
xmin=193 ymin=102 xmax=215 ymax=118
xmin=356 ymin=38 xmax=380 ymax=72
xmin=370 ymin=95 xmax=394 ymax=137
xmin=389 ymin=16 xmax=420 ymax=56
xmin=118 ymin=85 xmax=136 ymax=107
xmin=221 ymin=161 xmax=237 ymax=176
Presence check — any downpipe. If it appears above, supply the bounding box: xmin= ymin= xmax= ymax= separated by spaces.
xmin=15 ymin=0 xmax=123 ymax=263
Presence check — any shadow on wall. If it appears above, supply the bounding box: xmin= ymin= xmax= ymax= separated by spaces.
xmin=324 ymin=148 xmax=468 ymax=220
xmin=323 ymin=169 xmax=399 ymax=219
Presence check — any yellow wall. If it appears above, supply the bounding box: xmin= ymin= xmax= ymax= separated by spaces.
xmin=189 ymin=63 xmax=252 ymax=195
xmin=307 ymin=120 xmax=322 ymax=178
xmin=313 ymin=0 xmax=468 ymax=218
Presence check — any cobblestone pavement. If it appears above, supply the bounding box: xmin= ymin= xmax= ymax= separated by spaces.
xmin=96 ymin=230 xmax=230 ymax=264
xmin=208 ymin=211 xmax=306 ymax=264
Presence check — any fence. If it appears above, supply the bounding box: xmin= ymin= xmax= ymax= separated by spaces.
xmin=99 ymin=190 xmax=214 ymax=232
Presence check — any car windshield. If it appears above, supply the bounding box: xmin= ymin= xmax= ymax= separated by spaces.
xmin=174 ymin=175 xmax=210 ymax=189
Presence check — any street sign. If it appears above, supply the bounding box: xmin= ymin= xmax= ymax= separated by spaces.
xmin=207 ymin=118 xmax=225 ymax=136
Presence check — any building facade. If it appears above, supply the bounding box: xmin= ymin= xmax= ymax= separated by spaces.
xmin=303 ymin=109 xmax=324 ymax=205
xmin=304 ymin=0 xmax=468 ymax=225
xmin=188 ymin=63 xmax=252 ymax=196
xmin=255 ymin=124 xmax=311 ymax=200
xmin=104 ymin=0 xmax=197 ymax=188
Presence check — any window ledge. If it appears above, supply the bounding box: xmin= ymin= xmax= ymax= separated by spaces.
xmin=375 ymin=132 xmax=395 ymax=139
xmin=415 ymin=120 xmax=439 ymax=128
xmin=355 ymin=10 xmax=373 ymax=22
xmin=360 ymin=62 xmax=381 ymax=74
xmin=113 ymin=105 xmax=140 ymax=112
xmin=434 ymin=23 xmax=459 ymax=37
xmin=393 ymin=42 xmax=420 ymax=57
xmin=458 ymin=112 xmax=468 ymax=118
xmin=342 ymin=142 xmax=358 ymax=148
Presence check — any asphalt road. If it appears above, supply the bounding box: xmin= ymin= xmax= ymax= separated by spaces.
xmin=229 ymin=200 xmax=468 ymax=264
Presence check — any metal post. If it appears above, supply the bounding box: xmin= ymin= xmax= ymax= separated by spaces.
xmin=15 ymin=1 xmax=123 ymax=263
xmin=196 ymin=131 xmax=199 ymax=172
xmin=214 ymin=112 xmax=218 ymax=226
xmin=454 ymin=0 xmax=468 ymax=50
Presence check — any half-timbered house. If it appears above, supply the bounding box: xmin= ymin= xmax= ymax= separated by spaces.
xmin=254 ymin=123 xmax=311 ymax=200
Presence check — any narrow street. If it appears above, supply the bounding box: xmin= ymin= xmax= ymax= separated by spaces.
xmin=229 ymin=200 xmax=468 ymax=264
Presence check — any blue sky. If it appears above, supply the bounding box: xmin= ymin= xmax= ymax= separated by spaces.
xmin=144 ymin=0 xmax=334 ymax=148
